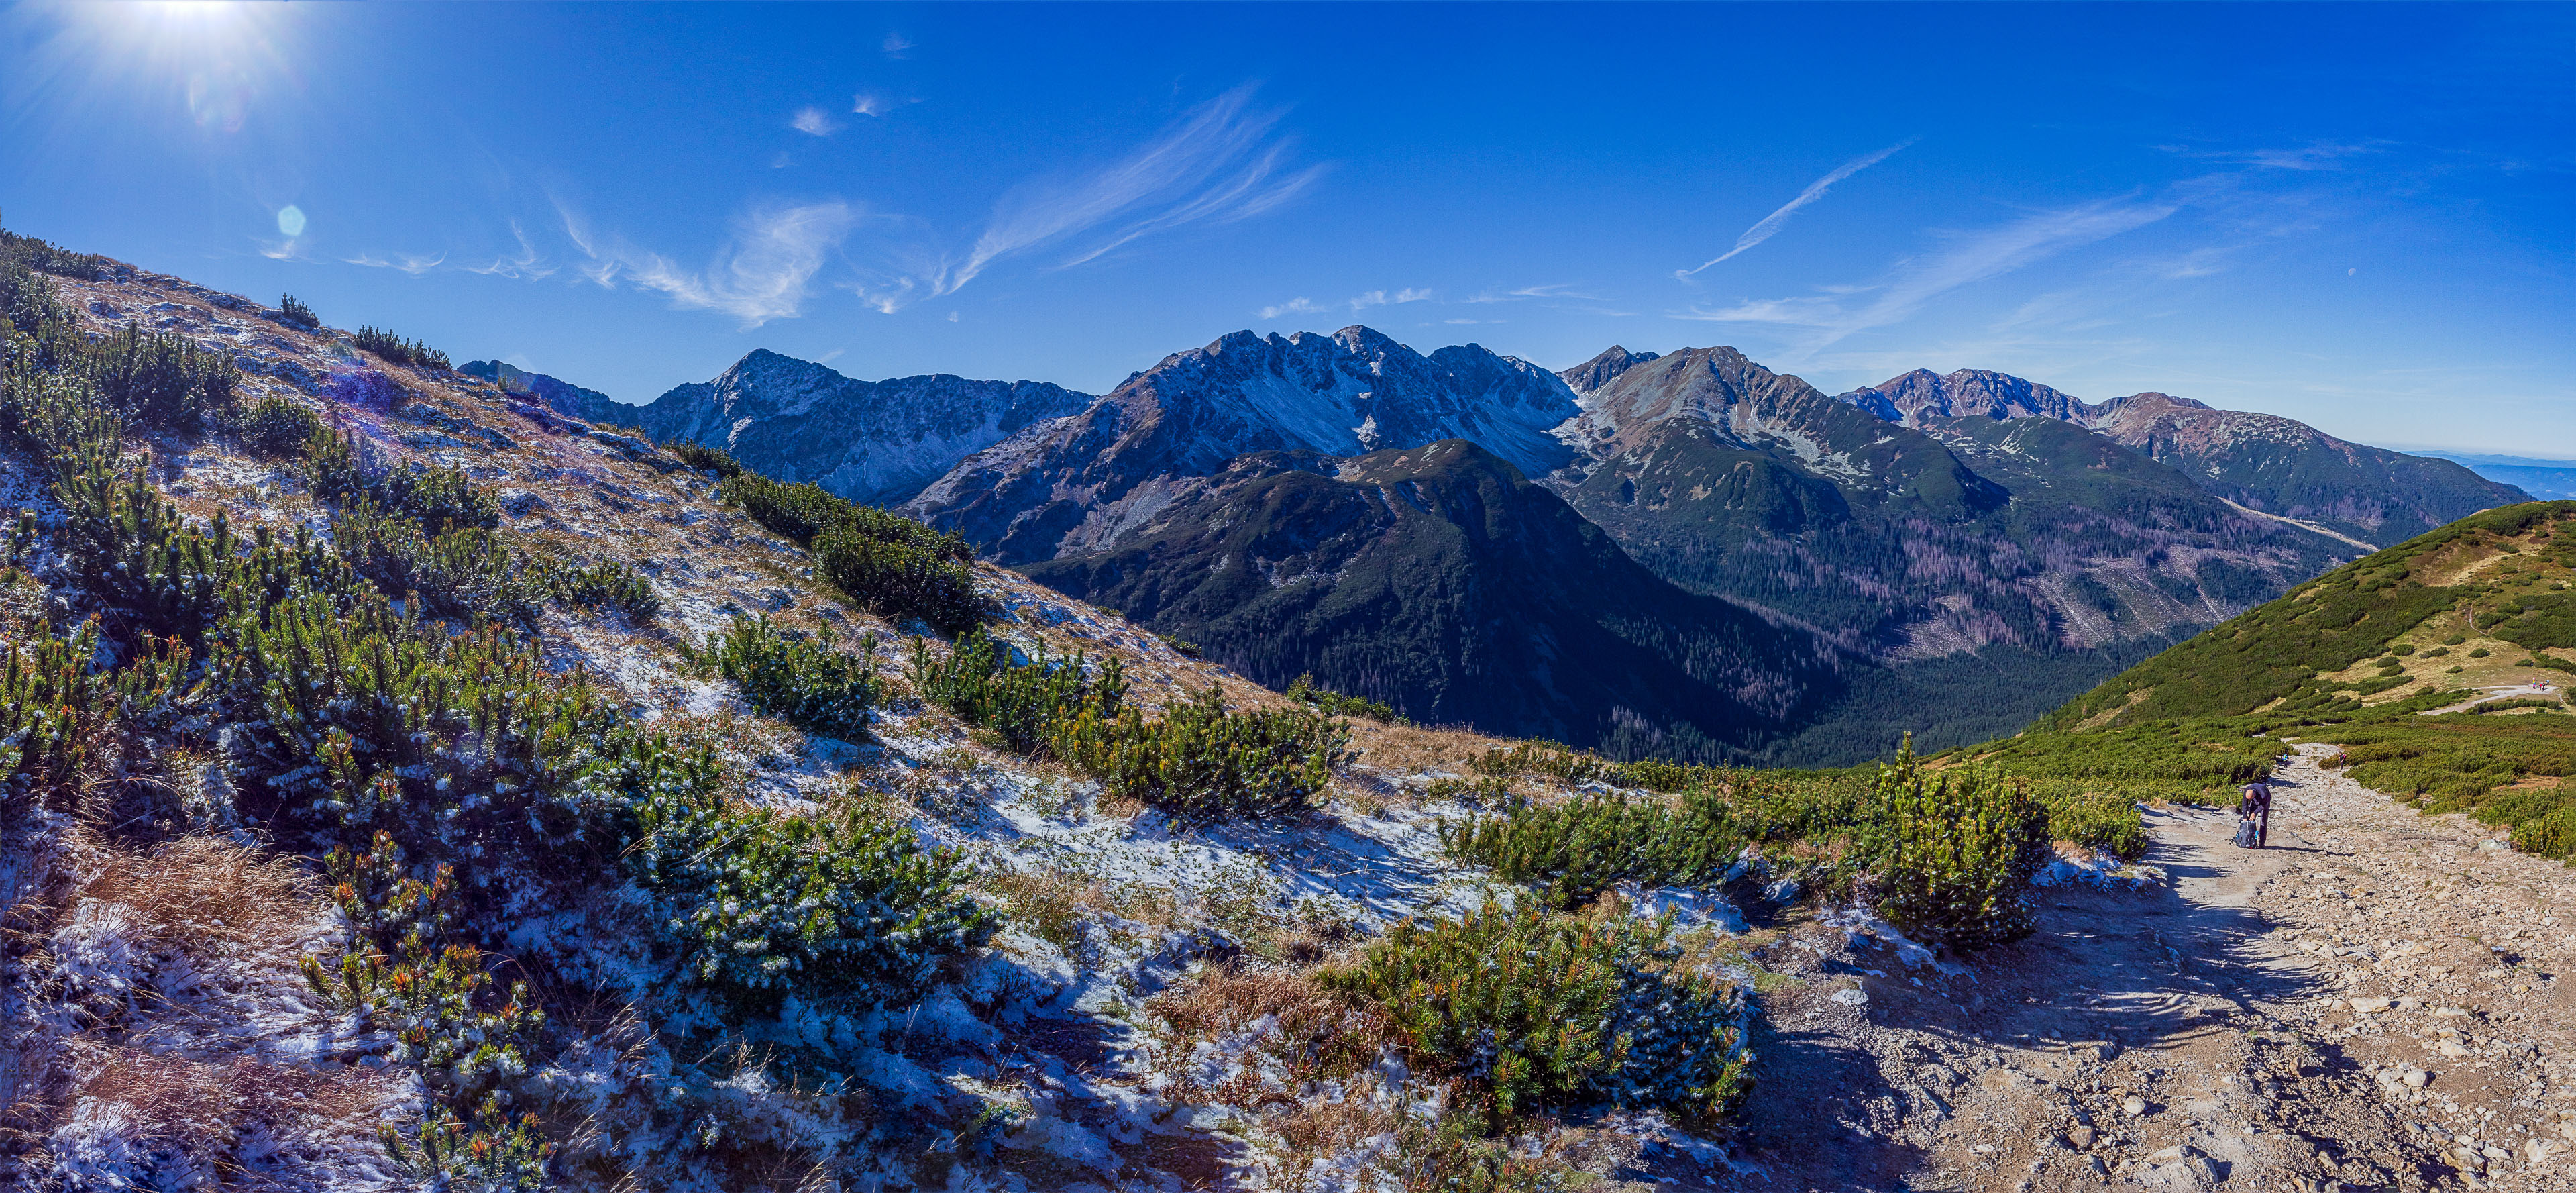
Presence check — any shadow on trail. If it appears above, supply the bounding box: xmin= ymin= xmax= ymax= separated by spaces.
xmin=1731 ymin=806 xmax=2341 ymax=1190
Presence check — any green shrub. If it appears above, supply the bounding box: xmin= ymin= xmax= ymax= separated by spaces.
xmin=278 ymin=293 xmax=319 ymax=330
xmin=1055 ymin=685 xmax=1348 ymax=823
xmin=719 ymin=472 xmax=849 ymax=546
xmin=1285 ymin=673 xmax=1407 ymax=724
xmin=353 ymin=325 xmax=451 ymax=371
xmin=236 ymin=395 xmax=324 ymax=459
xmin=82 ymin=325 xmax=239 ymax=430
xmin=333 ymin=503 xmax=544 ymax=625
xmin=1858 ymin=743 xmax=2051 ymax=949
xmin=815 ymin=521 xmax=982 ymax=635
xmin=1324 ymin=901 xmax=1751 ymax=1131
xmin=1441 ymin=790 xmax=1746 ymax=910
xmin=908 ymin=628 xmax=1125 ymax=755
xmin=541 ymin=558 xmax=661 ymax=619
xmin=629 ymin=792 xmax=998 ymax=1014
xmin=0 ymin=618 xmax=117 ymax=809
xmin=0 ymin=226 xmax=112 ymax=279
xmin=695 ymin=615 xmax=879 ymax=739
xmin=664 ymin=439 xmax=741 ymax=478
xmin=710 ymin=467 xmax=982 ymax=633
xmin=1470 ymin=740 xmax=1621 ymax=786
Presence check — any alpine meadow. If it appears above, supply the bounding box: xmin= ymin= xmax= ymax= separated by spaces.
xmin=1 ymin=4 xmax=2571 ymax=1192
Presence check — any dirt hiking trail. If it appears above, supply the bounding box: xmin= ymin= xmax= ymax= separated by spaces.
xmin=1697 ymin=743 xmax=2576 ymax=1193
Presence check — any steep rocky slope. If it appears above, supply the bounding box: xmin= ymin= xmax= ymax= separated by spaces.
xmin=1019 ymin=439 xmax=1841 ymax=757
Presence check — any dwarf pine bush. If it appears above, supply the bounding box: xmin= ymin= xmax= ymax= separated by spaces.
xmin=352 ymin=324 xmax=451 ymax=371
xmin=541 ymin=557 xmax=661 ymax=618
xmin=276 ymin=293 xmax=319 ymax=329
xmin=1859 ymin=741 xmax=2052 ymax=949
xmin=629 ymin=790 xmax=998 ymax=1013
xmin=1285 ymin=673 xmax=1407 ymax=725
xmin=1326 ymin=901 xmax=1752 ymax=1131
xmin=1440 ymin=788 xmax=1748 ymax=910
xmin=695 ymin=615 xmax=880 ymax=739
xmin=711 ymin=467 xmax=983 ymax=633
xmin=909 ymin=629 xmax=1126 ymax=754
xmin=664 ymin=439 xmax=742 ymax=478
xmin=235 ymin=395 xmax=324 ymax=458
xmin=1053 ymin=684 xmax=1349 ymax=823
xmin=0 ymin=619 xmax=119 ymax=811
xmin=815 ymin=519 xmax=982 ymax=635
xmin=335 ymin=503 xmax=545 ymax=625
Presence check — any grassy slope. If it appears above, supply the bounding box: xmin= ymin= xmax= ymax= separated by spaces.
xmin=1962 ymin=500 xmax=2576 ymax=851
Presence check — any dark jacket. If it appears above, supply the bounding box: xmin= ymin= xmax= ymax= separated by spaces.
xmin=2240 ymin=782 xmax=2273 ymax=817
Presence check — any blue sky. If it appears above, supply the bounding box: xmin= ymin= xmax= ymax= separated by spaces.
xmin=4 ymin=3 xmax=2569 ymax=454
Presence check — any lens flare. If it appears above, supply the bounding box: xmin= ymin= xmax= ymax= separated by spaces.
xmin=276 ymin=205 xmax=306 ymax=238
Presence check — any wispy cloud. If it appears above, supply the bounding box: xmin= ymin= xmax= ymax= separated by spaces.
xmin=1674 ymin=196 xmax=2176 ymax=350
xmin=792 ymin=106 xmax=839 ymax=136
xmin=2226 ymin=141 xmax=2379 ymax=172
xmin=881 ymin=32 xmax=914 ymax=58
xmin=853 ymin=93 xmax=906 ymax=117
xmin=1678 ymin=139 xmax=1915 ymax=277
xmin=563 ymin=199 xmax=861 ymax=327
xmin=948 ymin=84 xmax=1323 ymax=293
xmin=464 ymin=221 xmax=554 ymax=279
xmin=1465 ymin=283 xmax=1604 ymax=304
xmin=1258 ymin=297 xmax=1329 ymax=319
xmin=1257 ymin=287 xmax=1429 ymax=320
xmin=345 ymin=250 xmax=447 ymax=275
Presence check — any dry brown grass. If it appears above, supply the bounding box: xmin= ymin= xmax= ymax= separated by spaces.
xmin=72 ymin=831 xmax=320 ymax=959
xmin=1149 ymin=963 xmax=1395 ymax=1096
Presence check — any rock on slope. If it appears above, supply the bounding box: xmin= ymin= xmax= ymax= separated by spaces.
xmin=906 ymin=326 xmax=1582 ymax=563
xmin=1020 ymin=438 xmax=1840 ymax=754
xmin=588 ymin=348 xmax=1093 ymax=506
xmin=1845 ymin=367 xmax=2527 ymax=547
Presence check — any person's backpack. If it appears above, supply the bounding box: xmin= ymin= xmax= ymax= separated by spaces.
xmin=2233 ymin=817 xmax=2259 ymax=849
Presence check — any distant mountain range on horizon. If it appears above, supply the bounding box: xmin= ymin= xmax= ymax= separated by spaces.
xmin=475 ymin=329 xmax=2529 ymax=764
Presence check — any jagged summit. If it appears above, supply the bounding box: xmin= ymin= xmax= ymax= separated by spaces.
xmin=904 ymin=325 xmax=1582 ymax=562
xmin=599 ymin=350 xmax=1091 ymax=506
xmin=1558 ymin=344 xmax=1662 ymax=395
xmin=1843 ymin=367 xmax=2103 ymax=426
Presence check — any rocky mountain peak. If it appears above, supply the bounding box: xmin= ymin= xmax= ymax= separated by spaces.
xmin=1558 ymin=345 xmax=1663 ymax=395
xmin=1842 ymin=367 xmax=2102 ymax=427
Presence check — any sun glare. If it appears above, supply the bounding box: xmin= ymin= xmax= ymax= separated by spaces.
xmin=56 ymin=0 xmax=299 ymax=134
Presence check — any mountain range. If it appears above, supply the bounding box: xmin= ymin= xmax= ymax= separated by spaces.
xmin=558 ymin=330 xmax=2525 ymax=763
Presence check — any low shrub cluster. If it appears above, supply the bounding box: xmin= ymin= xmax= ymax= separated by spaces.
xmin=712 ymin=467 xmax=983 ymax=633
xmin=1285 ymin=673 xmax=1407 ymax=724
xmin=1447 ymin=742 xmax=2068 ymax=948
xmin=1857 ymin=745 xmax=2052 ymax=949
xmin=276 ymin=293 xmax=319 ymax=330
xmin=1468 ymin=737 xmax=1729 ymax=794
xmin=1 ymin=266 xmax=1003 ymax=1178
xmin=694 ymin=615 xmax=881 ymax=740
xmin=539 ymin=556 xmax=662 ymax=618
xmin=3 ymin=262 xmax=237 ymax=432
xmin=353 ymin=324 xmax=451 ymax=371
xmin=334 ymin=501 xmax=544 ymax=625
xmin=1055 ymin=685 xmax=1350 ymax=824
xmin=664 ymin=439 xmax=742 ymax=478
xmin=909 ymin=629 xmax=1126 ymax=754
xmin=629 ymin=788 xmax=998 ymax=1013
xmin=1322 ymin=901 xmax=1752 ymax=1131
xmin=1 ymin=225 xmax=113 ymax=278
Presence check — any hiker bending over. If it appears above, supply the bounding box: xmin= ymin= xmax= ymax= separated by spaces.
xmin=2239 ymin=779 xmax=2273 ymax=849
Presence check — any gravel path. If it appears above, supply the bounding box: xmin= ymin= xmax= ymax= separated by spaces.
xmin=1719 ymin=743 xmax=2576 ymax=1192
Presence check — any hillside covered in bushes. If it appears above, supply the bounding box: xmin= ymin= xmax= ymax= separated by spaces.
xmin=1964 ymin=498 xmax=2576 ymax=856
xmin=0 ymin=227 xmax=2208 ymax=1191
